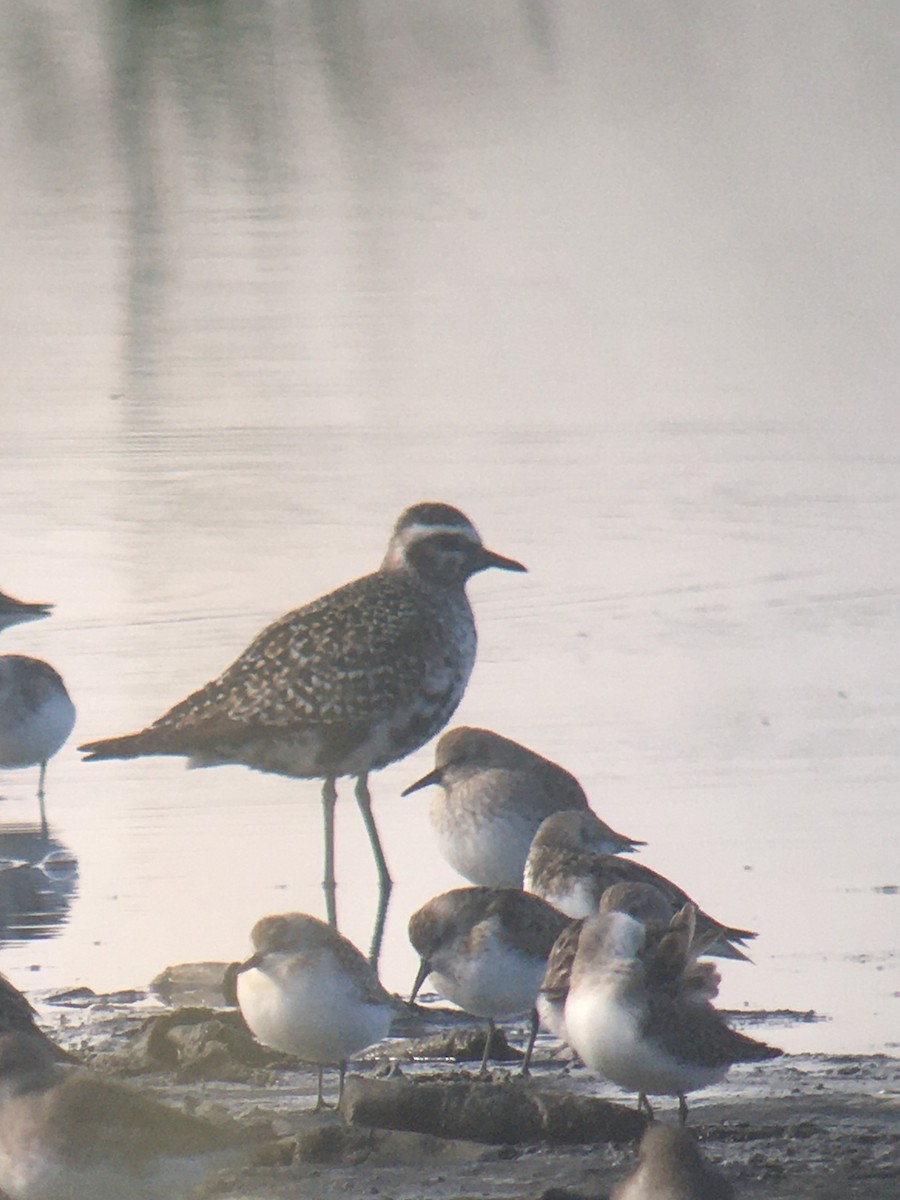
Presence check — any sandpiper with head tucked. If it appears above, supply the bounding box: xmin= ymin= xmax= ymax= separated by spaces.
xmin=408 ymin=885 xmax=569 ymax=1075
xmin=234 ymin=912 xmax=394 ymax=1110
xmin=79 ymin=504 xmax=525 ymax=951
xmin=0 ymin=1032 xmax=251 ymax=1200
xmin=611 ymin=1124 xmax=735 ymax=1200
xmin=536 ymin=881 xmax=695 ymax=1047
xmin=563 ymin=904 xmax=781 ymax=1122
xmin=525 ymin=810 xmax=755 ymax=960
xmin=403 ymin=727 xmax=643 ymax=888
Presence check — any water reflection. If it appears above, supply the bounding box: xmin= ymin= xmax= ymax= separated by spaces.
xmin=0 ymin=826 xmax=78 ymax=945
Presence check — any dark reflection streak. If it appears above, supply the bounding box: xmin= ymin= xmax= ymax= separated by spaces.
xmin=519 ymin=1 xmax=559 ymax=70
xmin=0 ymin=826 xmax=78 ymax=949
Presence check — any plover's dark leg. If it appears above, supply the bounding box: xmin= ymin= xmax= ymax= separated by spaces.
xmin=354 ymin=774 xmax=393 ymax=963
xmin=637 ymin=1091 xmax=655 ymax=1119
xmin=37 ymin=761 xmax=49 ymax=840
xmin=338 ymin=1061 xmax=347 ymax=1103
xmin=354 ymin=774 xmax=392 ymax=890
xmin=322 ymin=778 xmax=338 ymax=928
xmin=678 ymin=1093 xmax=689 ymax=1125
xmin=520 ymin=1007 xmax=539 ymax=1075
xmin=479 ymin=1018 xmax=496 ymax=1076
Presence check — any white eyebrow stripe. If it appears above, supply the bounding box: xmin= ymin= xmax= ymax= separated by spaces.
xmin=403 ymin=522 xmax=479 ymax=541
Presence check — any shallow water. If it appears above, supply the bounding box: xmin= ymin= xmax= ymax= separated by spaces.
xmin=0 ymin=1 xmax=897 ymax=1056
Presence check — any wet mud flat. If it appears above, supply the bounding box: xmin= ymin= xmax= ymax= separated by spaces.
xmin=40 ymin=976 xmax=900 ymax=1200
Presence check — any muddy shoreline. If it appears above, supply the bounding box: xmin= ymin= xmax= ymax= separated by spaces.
xmin=38 ymin=974 xmax=900 ymax=1200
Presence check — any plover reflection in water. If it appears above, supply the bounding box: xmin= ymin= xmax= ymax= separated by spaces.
xmin=525 ymin=810 xmax=755 ymax=960
xmin=611 ymin=1124 xmax=735 ymax=1200
xmin=403 ymin=727 xmax=643 ymax=887
xmin=563 ymin=904 xmax=781 ymax=1123
xmin=0 ymin=1033 xmax=250 ymax=1200
xmin=408 ymin=886 xmax=569 ymax=1075
xmin=79 ymin=503 xmax=525 ymax=958
xmin=234 ymin=912 xmax=395 ymax=1110
xmin=0 ymin=657 xmax=75 ymax=838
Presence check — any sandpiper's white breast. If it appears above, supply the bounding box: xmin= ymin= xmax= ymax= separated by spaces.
xmin=429 ymin=920 xmax=547 ymax=1019
xmin=237 ymin=949 xmax=391 ymax=1065
xmin=431 ymin=790 xmax=538 ymax=887
xmin=565 ymin=979 xmax=727 ymax=1098
xmin=0 ymin=659 xmax=76 ymax=769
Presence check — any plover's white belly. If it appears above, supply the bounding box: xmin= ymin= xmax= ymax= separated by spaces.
xmin=0 ymin=677 xmax=76 ymax=769
xmin=430 ymin=932 xmax=546 ymax=1019
xmin=431 ymin=800 xmax=536 ymax=887
xmin=565 ymin=985 xmax=726 ymax=1098
xmin=237 ymin=958 xmax=391 ymax=1065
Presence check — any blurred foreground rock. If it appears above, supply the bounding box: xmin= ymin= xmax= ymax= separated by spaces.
xmin=340 ymin=1074 xmax=646 ymax=1145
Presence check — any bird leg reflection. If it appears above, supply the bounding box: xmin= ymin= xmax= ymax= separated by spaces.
xmin=322 ymin=778 xmax=338 ymax=929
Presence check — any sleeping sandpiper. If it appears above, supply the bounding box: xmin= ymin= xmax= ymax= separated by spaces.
xmin=0 ymin=1032 xmax=251 ymax=1200
xmin=563 ymin=904 xmax=781 ymax=1122
xmin=537 ymin=882 xmax=721 ymax=1047
xmin=524 ymin=810 xmax=755 ymax=960
xmin=611 ymin=1124 xmax=735 ymax=1200
xmin=234 ymin=912 xmax=395 ymax=1110
xmin=408 ymin=885 xmax=570 ymax=1074
xmin=403 ymin=727 xmax=643 ymax=887
xmin=0 ymin=656 xmax=76 ymax=838
xmin=80 ymin=504 xmax=525 ymax=951
xmin=0 ymin=591 xmax=53 ymax=633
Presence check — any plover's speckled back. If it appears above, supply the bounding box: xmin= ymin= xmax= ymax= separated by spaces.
xmin=611 ymin=1124 xmax=735 ymax=1200
xmin=79 ymin=504 xmax=525 ymax=946
xmin=0 ymin=656 xmax=76 ymax=837
xmin=524 ymin=810 xmax=755 ymax=960
xmin=234 ymin=912 xmax=394 ymax=1110
xmin=408 ymin=885 xmax=569 ymax=1075
xmin=0 ymin=591 xmax=53 ymax=633
xmin=0 ymin=1032 xmax=251 ymax=1200
xmin=563 ymin=905 xmax=781 ymax=1123
xmin=403 ymin=727 xmax=643 ymax=887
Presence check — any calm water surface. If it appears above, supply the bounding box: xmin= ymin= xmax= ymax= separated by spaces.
xmin=0 ymin=2 xmax=897 ymax=1056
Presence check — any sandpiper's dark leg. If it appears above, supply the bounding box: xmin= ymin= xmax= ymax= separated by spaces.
xmin=338 ymin=1061 xmax=347 ymax=1103
xmin=322 ymin=778 xmax=338 ymax=928
xmin=479 ymin=1018 xmax=495 ymax=1077
xmin=354 ymin=774 xmax=393 ymax=964
xmin=37 ymin=762 xmax=49 ymax=840
xmin=637 ymin=1091 xmax=655 ymax=1119
xmin=314 ymin=1065 xmax=327 ymax=1112
xmin=520 ymin=1007 xmax=539 ymax=1076
xmin=678 ymin=1093 xmax=689 ymax=1125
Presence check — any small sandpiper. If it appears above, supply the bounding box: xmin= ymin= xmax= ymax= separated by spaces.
xmin=80 ymin=504 xmax=525 ymax=947
xmin=524 ymin=810 xmax=755 ymax=960
xmin=536 ymin=881 xmax=697 ymax=1046
xmin=403 ymin=727 xmax=643 ymax=887
xmin=0 ymin=591 xmax=53 ymax=633
xmin=408 ymin=885 xmax=570 ymax=1075
xmin=563 ymin=904 xmax=781 ymax=1122
xmin=611 ymin=1124 xmax=735 ymax=1200
xmin=0 ymin=656 xmax=76 ymax=837
xmin=0 ymin=1032 xmax=251 ymax=1200
xmin=234 ymin=912 xmax=395 ymax=1110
